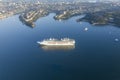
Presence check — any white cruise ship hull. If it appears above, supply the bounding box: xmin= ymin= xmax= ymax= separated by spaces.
xmin=41 ymin=45 xmax=75 ymax=50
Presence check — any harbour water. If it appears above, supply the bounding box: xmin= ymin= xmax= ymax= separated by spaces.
xmin=0 ymin=13 xmax=120 ymax=80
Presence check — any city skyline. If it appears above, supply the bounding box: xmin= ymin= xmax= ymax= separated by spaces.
xmin=1 ymin=0 xmax=120 ymax=2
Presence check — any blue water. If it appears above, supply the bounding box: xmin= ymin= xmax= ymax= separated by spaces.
xmin=0 ymin=13 xmax=120 ymax=80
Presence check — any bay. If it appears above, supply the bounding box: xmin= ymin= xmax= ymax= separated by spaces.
xmin=0 ymin=13 xmax=120 ymax=80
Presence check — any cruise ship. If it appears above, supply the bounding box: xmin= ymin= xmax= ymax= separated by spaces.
xmin=37 ymin=38 xmax=75 ymax=46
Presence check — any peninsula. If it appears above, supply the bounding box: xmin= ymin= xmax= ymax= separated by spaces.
xmin=0 ymin=1 xmax=120 ymax=27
